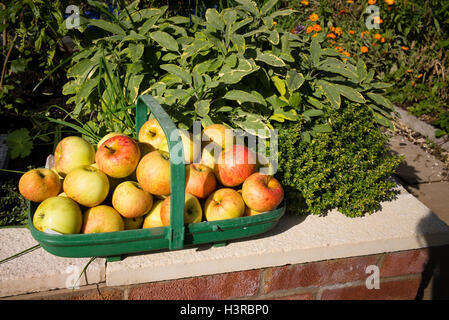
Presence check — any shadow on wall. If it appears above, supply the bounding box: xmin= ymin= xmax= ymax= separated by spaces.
xmin=415 ymin=214 xmax=449 ymax=300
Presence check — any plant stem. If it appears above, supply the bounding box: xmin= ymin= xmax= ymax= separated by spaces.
xmin=0 ymin=33 xmax=18 ymax=90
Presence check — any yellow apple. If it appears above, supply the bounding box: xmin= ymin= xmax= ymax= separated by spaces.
xmin=159 ymin=129 xmax=200 ymax=164
xmin=204 ymin=188 xmax=245 ymax=221
xmin=202 ymin=124 xmax=234 ymax=150
xmin=138 ymin=118 xmax=167 ymax=150
xmin=82 ymin=205 xmax=124 ymax=233
xmin=123 ymin=216 xmax=145 ymax=230
xmin=54 ymin=136 xmax=96 ymax=176
xmin=142 ymin=199 xmax=164 ymax=228
xmin=112 ymin=181 xmax=153 ymax=219
xmin=160 ymin=192 xmax=202 ymax=226
xmin=63 ymin=165 xmax=110 ymax=207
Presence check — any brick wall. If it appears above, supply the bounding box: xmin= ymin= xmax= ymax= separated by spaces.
xmin=7 ymin=246 xmax=449 ymax=300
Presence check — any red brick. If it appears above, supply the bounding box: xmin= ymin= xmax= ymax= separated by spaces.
xmin=272 ymin=292 xmax=315 ymax=300
xmin=320 ymin=276 xmax=421 ymax=300
xmin=128 ymin=269 xmax=260 ymax=300
xmin=263 ymin=255 xmax=379 ymax=293
xmin=380 ymin=249 xmax=429 ymax=278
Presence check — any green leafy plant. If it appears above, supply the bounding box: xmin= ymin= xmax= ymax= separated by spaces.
xmin=277 ymin=102 xmax=402 ymax=218
xmin=145 ymin=0 xmax=397 ymax=135
xmin=61 ymin=0 xmax=396 ymax=143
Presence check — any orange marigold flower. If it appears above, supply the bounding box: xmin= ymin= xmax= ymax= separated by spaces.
xmin=373 ymin=16 xmax=383 ymax=24
xmin=381 ymin=37 xmax=386 ymax=43
xmin=411 ymin=81 xmax=415 ymax=87
xmin=417 ymin=74 xmax=423 ymax=79
xmin=368 ymin=0 xmax=377 ymax=4
xmin=330 ymin=26 xmax=336 ymax=32
xmin=343 ymin=51 xmax=351 ymax=57
xmin=374 ymin=33 xmax=382 ymax=40
xmin=361 ymin=46 xmax=369 ymax=53
xmin=407 ymin=69 xmax=413 ymax=73
xmin=335 ymin=27 xmax=343 ymax=36
xmin=349 ymin=30 xmax=355 ymax=35
xmin=338 ymin=9 xmax=347 ymax=15
xmin=313 ymin=24 xmax=322 ymax=32
xmin=309 ymin=13 xmax=319 ymax=22
xmin=312 ymin=33 xmax=319 ymax=38
xmin=306 ymin=26 xmax=314 ymax=33
xmin=301 ymin=0 xmax=309 ymax=5
xmin=347 ymin=0 xmax=354 ymax=3
xmin=401 ymin=46 xmax=409 ymax=51
xmin=272 ymin=21 xmax=277 ymax=26
xmin=384 ymin=0 xmax=395 ymax=5
xmin=327 ymin=33 xmax=337 ymax=39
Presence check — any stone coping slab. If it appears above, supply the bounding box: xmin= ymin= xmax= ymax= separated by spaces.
xmin=1 ymin=182 xmax=449 ymax=297
xmin=106 ymin=182 xmax=449 ymax=287
xmin=0 ymin=228 xmax=106 ymax=297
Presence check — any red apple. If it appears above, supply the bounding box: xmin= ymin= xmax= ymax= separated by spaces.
xmin=97 ymin=132 xmax=126 ymax=149
xmin=95 ymin=135 xmax=141 ymax=178
xmin=241 ymin=172 xmax=284 ymax=212
xmin=112 ymin=181 xmax=153 ymax=218
xmin=160 ymin=192 xmax=202 ymax=226
xmin=19 ymin=168 xmax=61 ymax=202
xmin=185 ymin=164 xmax=217 ymax=199
xmin=136 ymin=150 xmax=171 ymax=196
xmin=204 ymin=188 xmax=245 ymax=221
xmin=214 ymin=144 xmax=257 ymax=187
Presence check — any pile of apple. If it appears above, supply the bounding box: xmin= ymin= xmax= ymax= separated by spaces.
xmin=18 ymin=120 xmax=284 ymax=235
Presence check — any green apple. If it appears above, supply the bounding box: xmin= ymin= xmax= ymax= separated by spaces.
xmin=33 ymin=196 xmax=83 ymax=234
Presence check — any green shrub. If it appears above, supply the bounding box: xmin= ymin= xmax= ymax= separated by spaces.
xmin=276 ymin=102 xmax=402 ymax=218
xmin=0 ymin=179 xmax=28 ymax=226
